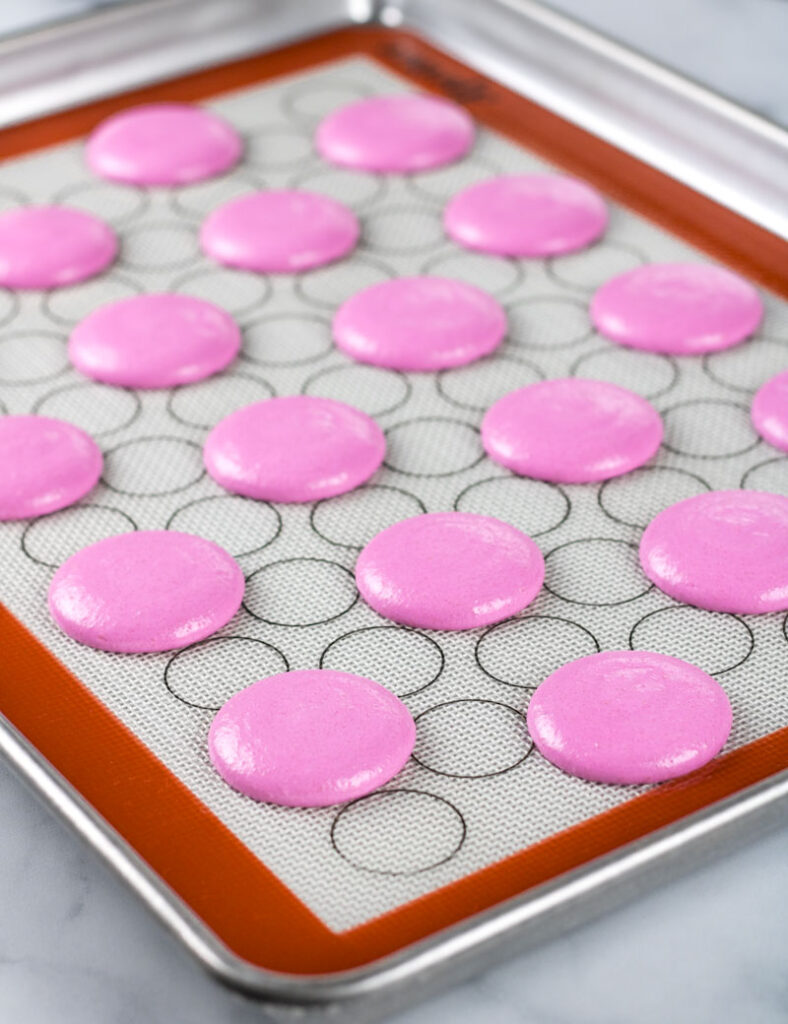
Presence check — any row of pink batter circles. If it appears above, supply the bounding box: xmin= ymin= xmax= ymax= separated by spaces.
xmin=0 ymin=95 xmax=785 ymax=808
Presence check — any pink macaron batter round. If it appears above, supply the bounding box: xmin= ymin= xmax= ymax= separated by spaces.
xmin=68 ymin=293 xmax=241 ymax=388
xmin=0 ymin=205 xmax=117 ymax=289
xmin=200 ymin=189 xmax=359 ymax=273
xmin=639 ymin=490 xmax=788 ymax=614
xmin=527 ymin=650 xmax=732 ymax=785
xmin=208 ymin=669 xmax=416 ymax=807
xmin=0 ymin=415 xmax=103 ymax=520
xmin=751 ymin=369 xmax=788 ymax=452
xmin=482 ymin=378 xmax=663 ymax=483
xmin=203 ymin=395 xmax=385 ymax=502
xmin=86 ymin=103 xmax=242 ymax=185
xmin=355 ymin=512 xmax=545 ymax=631
xmin=332 ymin=276 xmax=507 ymax=371
xmin=591 ymin=262 xmax=763 ymax=355
xmin=444 ymin=174 xmax=607 ymax=257
xmin=316 ymin=93 xmax=474 ymax=173
xmin=48 ymin=531 xmax=245 ymax=653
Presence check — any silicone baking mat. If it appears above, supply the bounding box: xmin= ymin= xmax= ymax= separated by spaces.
xmin=1 ymin=30 xmax=787 ymax=972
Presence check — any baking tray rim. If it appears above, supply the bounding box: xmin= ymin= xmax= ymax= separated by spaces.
xmin=0 ymin=0 xmax=787 ymax=1010
xmin=1 ymin=0 xmax=786 ymax=241
xmin=2 ymin=709 xmax=786 ymax=1007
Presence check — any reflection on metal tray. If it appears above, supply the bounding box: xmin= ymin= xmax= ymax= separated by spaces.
xmin=0 ymin=2 xmax=786 ymax=1017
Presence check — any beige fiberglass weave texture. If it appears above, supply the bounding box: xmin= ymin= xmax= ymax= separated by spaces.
xmin=1 ymin=58 xmax=787 ymax=933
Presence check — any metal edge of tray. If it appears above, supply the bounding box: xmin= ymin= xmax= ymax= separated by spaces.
xmin=1 ymin=0 xmax=787 ymax=1012
xmin=391 ymin=0 xmax=788 ymax=241
xmin=0 ymin=0 xmax=354 ymax=129
xmin=1 ymin=707 xmax=786 ymax=1016
xmin=0 ymin=0 xmax=786 ymax=240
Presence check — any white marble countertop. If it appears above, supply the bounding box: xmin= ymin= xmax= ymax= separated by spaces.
xmin=1 ymin=756 xmax=786 ymax=1023
xmin=547 ymin=0 xmax=788 ymax=127
xmin=1 ymin=2 xmax=787 ymax=1022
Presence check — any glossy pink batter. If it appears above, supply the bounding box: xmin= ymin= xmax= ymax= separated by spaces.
xmin=332 ymin=276 xmax=507 ymax=371
xmin=86 ymin=103 xmax=242 ymax=185
xmin=0 ymin=416 xmax=102 ymax=520
xmin=591 ymin=263 xmax=763 ymax=354
xmin=527 ymin=651 xmax=732 ymax=785
xmin=204 ymin=395 xmax=385 ymax=502
xmin=751 ymin=369 xmax=788 ymax=453
xmin=482 ymin=378 xmax=663 ymax=483
xmin=200 ymin=190 xmax=359 ymax=273
xmin=208 ymin=669 xmax=415 ymax=807
xmin=68 ymin=293 xmax=241 ymax=388
xmin=639 ymin=490 xmax=788 ymax=614
xmin=444 ymin=174 xmax=607 ymax=257
xmin=316 ymin=93 xmax=474 ymax=173
xmin=355 ymin=512 xmax=545 ymax=630
xmin=48 ymin=531 xmax=244 ymax=653
xmin=0 ymin=206 xmax=117 ymax=289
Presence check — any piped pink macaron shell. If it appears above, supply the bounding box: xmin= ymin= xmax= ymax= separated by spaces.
xmin=639 ymin=490 xmax=788 ymax=614
xmin=0 ymin=416 xmax=102 ymax=520
xmin=316 ymin=94 xmax=474 ymax=173
xmin=527 ymin=651 xmax=732 ymax=785
xmin=444 ymin=174 xmax=607 ymax=257
xmin=208 ymin=670 xmax=415 ymax=807
xmin=86 ymin=103 xmax=242 ymax=186
xmin=355 ymin=512 xmax=545 ymax=631
xmin=204 ymin=395 xmax=385 ymax=503
xmin=0 ymin=206 xmax=117 ymax=289
xmin=751 ymin=369 xmax=788 ymax=453
xmin=333 ymin=276 xmax=507 ymax=371
xmin=482 ymin=378 xmax=663 ymax=484
xmin=68 ymin=293 xmax=241 ymax=388
xmin=200 ymin=190 xmax=359 ymax=273
xmin=48 ymin=531 xmax=244 ymax=653
xmin=591 ymin=263 xmax=763 ymax=355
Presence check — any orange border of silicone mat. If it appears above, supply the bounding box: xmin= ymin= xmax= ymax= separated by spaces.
xmin=1 ymin=26 xmax=787 ymax=976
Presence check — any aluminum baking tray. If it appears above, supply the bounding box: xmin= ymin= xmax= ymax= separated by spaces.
xmin=0 ymin=2 xmax=786 ymax=1018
